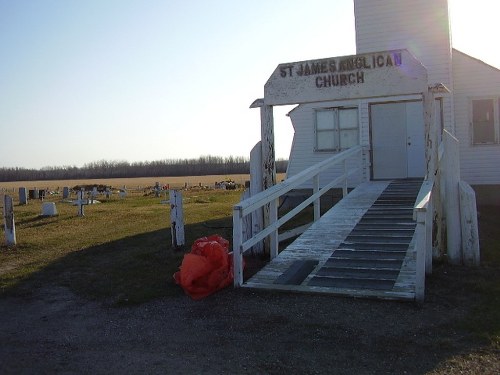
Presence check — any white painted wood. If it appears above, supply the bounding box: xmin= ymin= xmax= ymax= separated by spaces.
xmin=264 ymin=50 xmax=427 ymax=106
xmin=232 ymin=146 xmax=363 ymax=279
xmin=406 ymin=101 xmax=426 ymax=177
xmin=269 ymin=198 xmax=278 ymax=259
xmin=286 ymin=96 xmax=420 ymax=189
xmin=459 ymin=181 xmax=480 ymax=266
xmin=313 ymin=175 xmax=320 ymax=221
xmin=452 ymin=50 xmax=500 ymax=185
xmin=233 ymin=207 xmax=244 ymax=287
xmin=169 ymin=190 xmax=185 ymax=250
xmin=250 ymin=142 xmax=264 ymax=255
xmin=443 ymin=130 xmax=462 ymax=264
xmin=241 ymin=189 xmax=252 ymax=244
xmin=371 ymin=102 xmax=407 ymax=178
xmin=355 ymin=0 xmax=454 ymax=134
xmin=3 ymin=195 xmax=16 ymax=246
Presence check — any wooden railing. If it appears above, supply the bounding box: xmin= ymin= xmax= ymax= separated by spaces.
xmin=232 ymin=145 xmax=363 ymax=287
xmin=413 ymin=177 xmax=434 ymax=304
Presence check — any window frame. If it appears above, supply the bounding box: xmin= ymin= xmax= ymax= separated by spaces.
xmin=314 ymin=107 xmax=359 ymax=152
xmin=470 ymin=97 xmax=499 ymax=146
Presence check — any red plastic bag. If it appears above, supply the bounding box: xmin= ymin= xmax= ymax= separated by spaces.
xmin=174 ymin=235 xmax=235 ymax=300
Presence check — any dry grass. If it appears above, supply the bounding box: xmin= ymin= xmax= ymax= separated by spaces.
xmin=0 ymin=182 xmax=244 ymax=304
xmin=0 ymin=173 xmax=286 ymax=191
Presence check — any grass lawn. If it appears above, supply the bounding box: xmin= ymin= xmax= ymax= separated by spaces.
xmin=0 ymin=187 xmax=241 ymax=304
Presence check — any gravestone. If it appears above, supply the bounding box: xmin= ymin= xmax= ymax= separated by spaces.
xmin=41 ymin=202 xmax=58 ymax=216
xmin=154 ymin=182 xmax=161 ymax=197
xmin=119 ymin=186 xmax=127 ymax=199
xmin=62 ymin=186 xmax=70 ymax=199
xmin=105 ymin=188 xmax=112 ymax=199
xmin=91 ymin=187 xmax=98 ymax=200
xmin=74 ymin=189 xmax=88 ymax=216
xmin=19 ymin=187 xmax=28 ymax=205
xmin=3 ymin=195 xmax=16 ymax=245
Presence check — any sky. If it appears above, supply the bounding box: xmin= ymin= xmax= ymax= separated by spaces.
xmin=1 ymin=0 xmax=499 ymax=169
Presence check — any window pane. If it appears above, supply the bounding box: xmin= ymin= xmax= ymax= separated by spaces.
xmin=340 ymin=129 xmax=359 ymax=149
xmin=316 ymin=110 xmax=335 ymax=130
xmin=472 ymin=99 xmax=495 ymax=144
xmin=317 ymin=130 xmax=336 ymax=150
xmin=339 ymin=108 xmax=358 ymax=129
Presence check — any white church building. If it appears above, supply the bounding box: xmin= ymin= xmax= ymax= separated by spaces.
xmin=277 ymin=0 xmax=500 ymax=204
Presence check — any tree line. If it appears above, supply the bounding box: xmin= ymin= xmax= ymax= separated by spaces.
xmin=0 ymin=156 xmax=288 ymax=182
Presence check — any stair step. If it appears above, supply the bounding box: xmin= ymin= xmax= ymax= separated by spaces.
xmin=338 ymin=242 xmax=409 ymax=250
xmin=316 ymin=266 xmax=400 ymax=279
xmin=324 ymin=258 xmax=403 ymax=269
xmin=332 ymin=249 xmax=406 ymax=260
xmin=308 ymin=276 xmax=396 ymax=290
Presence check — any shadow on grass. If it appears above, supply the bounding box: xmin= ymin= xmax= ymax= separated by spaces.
xmin=4 ymin=216 xmax=236 ymax=306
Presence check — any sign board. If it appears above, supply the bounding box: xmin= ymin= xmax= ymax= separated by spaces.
xmin=264 ymin=49 xmax=427 ymax=105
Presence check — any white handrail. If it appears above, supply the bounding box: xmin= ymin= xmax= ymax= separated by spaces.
xmin=233 ymin=145 xmax=363 ymax=287
xmin=413 ymin=176 xmax=434 ymax=304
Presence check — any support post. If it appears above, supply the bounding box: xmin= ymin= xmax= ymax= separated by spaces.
xmin=233 ymin=207 xmax=244 ymax=287
xmin=250 ymin=142 xmax=264 ymax=254
xmin=169 ymin=190 xmax=185 ymax=250
xmin=414 ymin=210 xmax=426 ymax=304
xmin=313 ymin=175 xmax=320 ymax=221
xmin=459 ymin=181 xmax=480 ymax=266
xmin=443 ymin=130 xmax=462 ymax=264
xmin=3 ymin=195 xmax=16 ymax=246
xmin=423 ymin=89 xmax=444 ymax=257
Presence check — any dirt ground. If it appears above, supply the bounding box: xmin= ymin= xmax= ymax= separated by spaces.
xmin=0 ymin=264 xmax=498 ymax=374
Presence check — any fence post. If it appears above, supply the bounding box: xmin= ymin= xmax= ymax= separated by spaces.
xmin=169 ymin=190 xmax=185 ymax=250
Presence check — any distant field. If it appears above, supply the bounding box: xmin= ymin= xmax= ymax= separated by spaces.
xmin=0 ymin=174 xmax=286 ymax=192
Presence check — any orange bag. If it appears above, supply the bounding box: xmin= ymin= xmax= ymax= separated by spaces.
xmin=174 ymin=235 xmax=235 ymax=300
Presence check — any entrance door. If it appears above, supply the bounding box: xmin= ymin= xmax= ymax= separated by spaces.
xmin=370 ymin=101 xmax=425 ymax=179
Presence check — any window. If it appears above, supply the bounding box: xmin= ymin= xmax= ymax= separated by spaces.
xmin=472 ymin=98 xmax=498 ymax=145
xmin=315 ymin=107 xmax=359 ymax=152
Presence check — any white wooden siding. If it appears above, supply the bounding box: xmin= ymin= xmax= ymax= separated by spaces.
xmin=287 ymin=95 xmax=423 ymax=187
xmin=452 ymin=50 xmax=500 ymax=185
xmin=354 ymin=0 xmax=454 ymax=134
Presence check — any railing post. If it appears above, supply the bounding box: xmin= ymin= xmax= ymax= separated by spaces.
xmin=425 ymin=198 xmax=433 ymax=275
xmin=415 ymin=210 xmax=426 ymax=304
xmin=233 ymin=207 xmax=244 ymax=287
xmin=343 ymin=159 xmax=348 ymax=197
xmin=269 ymin=198 xmax=279 ymax=259
xmin=313 ymin=175 xmax=320 ymax=221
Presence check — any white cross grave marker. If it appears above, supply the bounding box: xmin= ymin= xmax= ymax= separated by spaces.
xmin=74 ymin=189 xmax=88 ymax=216
xmin=3 ymin=195 xmax=16 ymax=246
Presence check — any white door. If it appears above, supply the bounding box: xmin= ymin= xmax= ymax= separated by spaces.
xmin=370 ymin=101 xmax=425 ymax=179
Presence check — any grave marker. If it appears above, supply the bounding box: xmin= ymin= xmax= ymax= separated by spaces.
xmin=62 ymin=186 xmax=70 ymax=199
xmin=19 ymin=187 xmax=28 ymax=205
xmin=3 ymin=195 xmax=16 ymax=246
xmin=41 ymin=202 xmax=58 ymax=216
xmin=74 ymin=189 xmax=88 ymax=216
xmin=169 ymin=190 xmax=185 ymax=250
